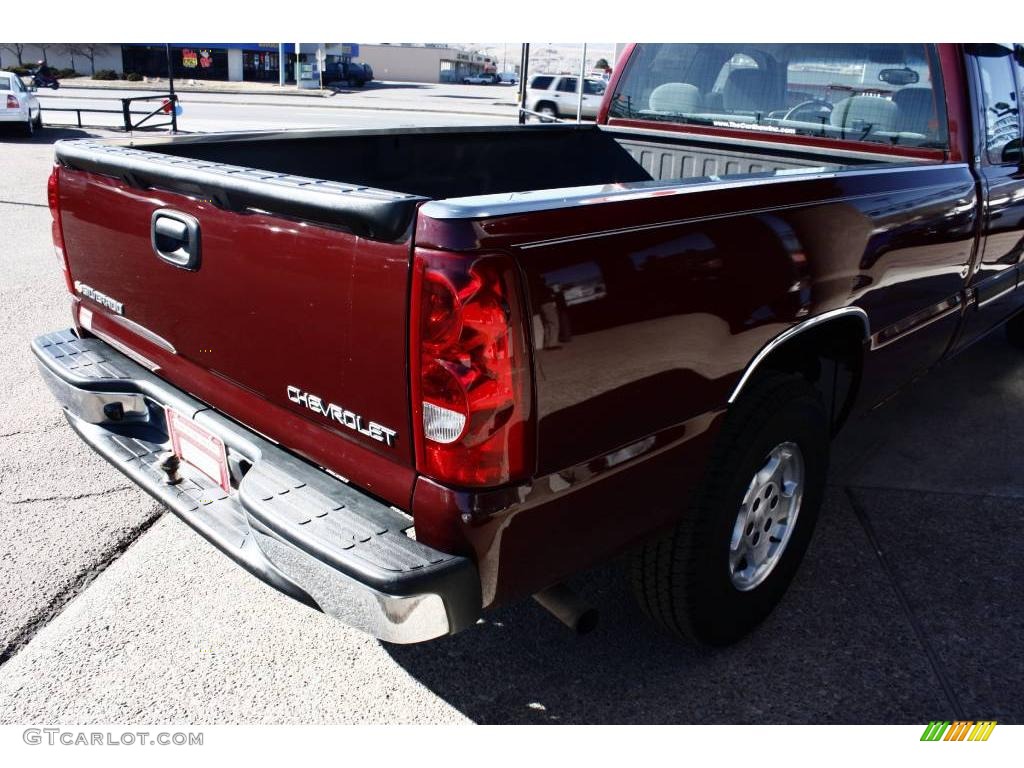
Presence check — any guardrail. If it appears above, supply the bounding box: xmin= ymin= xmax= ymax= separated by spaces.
xmin=40 ymin=93 xmax=179 ymax=132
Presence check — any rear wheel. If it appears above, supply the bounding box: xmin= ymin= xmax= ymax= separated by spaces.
xmin=32 ymin=111 xmax=43 ymax=130
xmin=20 ymin=115 xmax=34 ymax=137
xmin=1007 ymin=312 xmax=1024 ymax=349
xmin=631 ymin=372 xmax=829 ymax=646
xmin=536 ymin=102 xmax=558 ymax=122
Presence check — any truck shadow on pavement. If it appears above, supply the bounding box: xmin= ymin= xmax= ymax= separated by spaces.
xmin=0 ymin=127 xmax=96 ymax=145
xmin=386 ymin=331 xmax=1024 ymax=724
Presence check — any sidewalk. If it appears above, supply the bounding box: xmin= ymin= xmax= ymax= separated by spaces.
xmin=55 ymin=76 xmax=338 ymax=98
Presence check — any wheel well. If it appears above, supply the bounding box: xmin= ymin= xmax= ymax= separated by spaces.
xmin=738 ymin=316 xmax=867 ymax=435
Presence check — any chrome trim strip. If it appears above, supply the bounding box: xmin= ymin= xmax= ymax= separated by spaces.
xmin=870 ymin=298 xmax=962 ymax=350
xmin=510 ymin=182 xmax=969 ymax=250
xmin=89 ymin=326 xmax=160 ymax=372
xmin=108 ymin=313 xmax=177 ymax=354
xmin=421 ymin=164 xmax=969 ymax=223
xmin=976 ymin=282 xmax=1019 ymax=309
xmin=728 ymin=308 xmax=870 ymax=405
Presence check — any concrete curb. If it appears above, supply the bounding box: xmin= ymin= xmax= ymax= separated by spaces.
xmin=51 ymin=80 xmax=338 ymax=98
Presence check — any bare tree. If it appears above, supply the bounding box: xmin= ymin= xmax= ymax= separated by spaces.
xmin=0 ymin=43 xmax=27 ymax=67
xmin=57 ymin=44 xmax=79 ymax=72
xmin=34 ymin=43 xmax=54 ymax=65
xmin=76 ymin=44 xmax=105 ymax=75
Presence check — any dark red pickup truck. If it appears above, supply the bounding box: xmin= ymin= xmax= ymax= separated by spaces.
xmin=34 ymin=43 xmax=1024 ymax=645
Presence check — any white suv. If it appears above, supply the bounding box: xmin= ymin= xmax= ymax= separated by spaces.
xmin=526 ymin=74 xmax=607 ymax=120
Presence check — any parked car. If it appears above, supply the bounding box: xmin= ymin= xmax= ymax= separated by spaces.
xmin=323 ymin=59 xmax=373 ymax=88
xmin=498 ymin=71 xmax=519 ymax=85
xmin=0 ymin=71 xmax=41 ymax=136
xmin=35 ymin=43 xmax=1024 ymax=646
xmin=463 ymin=73 xmax=499 ymax=85
xmin=526 ymin=73 xmax=606 ymax=119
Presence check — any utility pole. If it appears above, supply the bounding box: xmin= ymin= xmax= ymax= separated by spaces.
xmin=165 ymin=43 xmax=175 ymax=94
xmin=165 ymin=43 xmax=177 ymax=133
xmin=518 ymin=43 xmax=530 ymax=124
xmin=279 ymin=43 xmax=286 ymax=86
xmin=576 ymin=43 xmax=587 ymax=123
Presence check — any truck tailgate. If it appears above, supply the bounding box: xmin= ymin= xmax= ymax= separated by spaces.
xmin=56 ymin=166 xmax=416 ymax=504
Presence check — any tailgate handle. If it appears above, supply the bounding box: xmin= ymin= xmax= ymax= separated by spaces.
xmin=151 ymin=210 xmax=200 ymax=271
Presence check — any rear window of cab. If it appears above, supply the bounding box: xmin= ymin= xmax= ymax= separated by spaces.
xmin=608 ymin=43 xmax=949 ymax=151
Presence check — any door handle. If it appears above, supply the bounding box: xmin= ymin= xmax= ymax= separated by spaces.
xmin=151 ymin=210 xmax=201 ymax=271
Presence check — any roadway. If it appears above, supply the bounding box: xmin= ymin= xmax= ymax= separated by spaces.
xmin=34 ymin=82 xmax=518 ymax=132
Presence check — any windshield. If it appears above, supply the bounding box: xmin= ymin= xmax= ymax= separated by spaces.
xmin=608 ymin=44 xmax=949 ymax=150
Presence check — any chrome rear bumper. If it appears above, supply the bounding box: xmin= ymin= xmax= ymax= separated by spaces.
xmin=32 ymin=329 xmax=481 ymax=644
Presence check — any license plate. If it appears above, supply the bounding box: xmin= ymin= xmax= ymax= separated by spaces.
xmin=165 ymin=407 xmax=231 ymax=493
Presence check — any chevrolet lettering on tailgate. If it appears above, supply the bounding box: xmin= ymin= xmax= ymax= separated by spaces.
xmin=286 ymin=385 xmax=398 ymax=447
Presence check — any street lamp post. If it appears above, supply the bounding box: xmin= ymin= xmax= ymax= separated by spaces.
xmin=165 ymin=43 xmax=177 ymax=133
xmin=576 ymin=43 xmax=587 ymax=123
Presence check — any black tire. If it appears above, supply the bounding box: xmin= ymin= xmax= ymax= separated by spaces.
xmin=1007 ymin=312 xmax=1024 ymax=349
xmin=631 ymin=372 xmax=829 ymax=646
xmin=536 ymin=102 xmax=559 ymax=122
xmin=33 ymin=112 xmax=43 ymax=130
xmin=20 ymin=116 xmax=34 ymax=138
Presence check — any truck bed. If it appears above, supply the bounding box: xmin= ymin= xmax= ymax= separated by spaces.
xmin=57 ymin=124 xmax=892 ymax=241
xmin=49 ymin=122 xmax=941 ymax=519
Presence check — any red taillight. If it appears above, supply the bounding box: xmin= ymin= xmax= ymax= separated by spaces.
xmin=411 ymin=250 xmax=533 ymax=487
xmin=6 ymin=94 xmax=18 ymax=109
xmin=47 ymin=166 xmax=74 ymax=293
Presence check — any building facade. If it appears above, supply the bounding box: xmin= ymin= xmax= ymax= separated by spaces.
xmin=358 ymin=44 xmax=497 ymax=83
xmin=0 ymin=43 xmax=497 ymax=85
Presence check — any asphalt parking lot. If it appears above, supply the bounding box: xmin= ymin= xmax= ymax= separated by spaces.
xmin=0 ymin=117 xmax=1021 ymax=725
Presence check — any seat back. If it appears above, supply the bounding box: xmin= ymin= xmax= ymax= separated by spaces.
xmin=722 ymin=68 xmax=770 ymax=113
xmin=649 ymin=82 xmax=701 ymax=113
xmin=892 ymin=87 xmax=935 ymax=135
xmin=830 ymin=95 xmax=898 ymax=133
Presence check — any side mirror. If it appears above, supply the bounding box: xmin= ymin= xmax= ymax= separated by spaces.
xmin=27 ymin=83 xmax=37 ymax=93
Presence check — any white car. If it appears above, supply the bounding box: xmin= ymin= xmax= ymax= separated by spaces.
xmin=0 ymin=71 xmax=41 ymax=136
xmin=526 ymin=74 xmax=607 ymax=120
xmin=462 ymin=73 xmax=498 ymax=85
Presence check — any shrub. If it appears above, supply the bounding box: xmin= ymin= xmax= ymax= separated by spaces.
xmin=125 ymin=72 xmax=143 ymax=82
xmin=55 ymin=68 xmax=80 ymax=79
xmin=11 ymin=66 xmax=33 ymax=76
xmin=92 ymin=69 xmax=119 ymax=81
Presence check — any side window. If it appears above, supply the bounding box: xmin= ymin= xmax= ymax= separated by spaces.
xmin=11 ymin=75 xmax=25 ymax=93
xmin=530 ymin=76 xmax=553 ymax=90
xmin=556 ymin=77 xmax=578 ymax=94
xmin=975 ymin=52 xmax=1021 ymax=164
xmin=0 ymin=78 xmax=11 ymax=92
xmin=583 ymin=79 xmax=605 ymax=96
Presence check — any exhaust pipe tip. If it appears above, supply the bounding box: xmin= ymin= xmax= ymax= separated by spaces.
xmin=533 ymin=583 xmax=599 ymax=635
